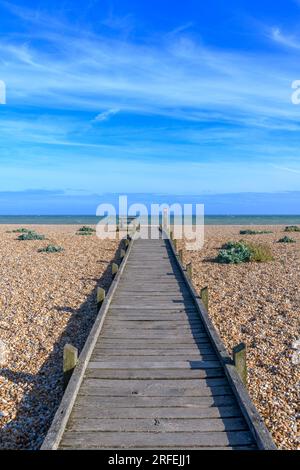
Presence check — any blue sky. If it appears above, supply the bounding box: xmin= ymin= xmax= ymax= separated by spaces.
xmin=0 ymin=0 xmax=300 ymax=214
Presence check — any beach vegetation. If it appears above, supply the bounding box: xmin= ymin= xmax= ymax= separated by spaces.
xmin=17 ymin=231 xmax=45 ymax=240
xmin=12 ymin=228 xmax=31 ymax=233
xmin=216 ymin=241 xmax=273 ymax=264
xmin=278 ymin=236 xmax=296 ymax=243
xmin=38 ymin=245 xmax=64 ymax=253
xmin=284 ymin=226 xmax=300 ymax=232
xmin=239 ymin=229 xmax=273 ymax=235
xmin=77 ymin=226 xmax=96 ymax=233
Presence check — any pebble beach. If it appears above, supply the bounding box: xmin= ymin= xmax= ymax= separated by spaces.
xmin=179 ymin=225 xmax=300 ymax=450
xmin=0 ymin=223 xmax=299 ymax=450
xmin=0 ymin=225 xmax=119 ymax=449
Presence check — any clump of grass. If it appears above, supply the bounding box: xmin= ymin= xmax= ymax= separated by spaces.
xmin=216 ymin=240 xmax=273 ymax=264
xmin=239 ymin=229 xmax=273 ymax=235
xmin=18 ymin=230 xmax=45 ymax=240
xmin=38 ymin=245 xmax=64 ymax=253
xmin=284 ymin=225 xmax=300 ymax=232
xmin=246 ymin=242 xmax=274 ymax=262
xmin=12 ymin=227 xmax=31 ymax=233
xmin=77 ymin=226 xmax=96 ymax=233
xmin=278 ymin=236 xmax=296 ymax=243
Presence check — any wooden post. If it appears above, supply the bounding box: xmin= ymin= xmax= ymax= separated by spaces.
xmin=63 ymin=344 xmax=78 ymax=390
xmin=233 ymin=342 xmax=247 ymax=387
xmin=112 ymin=262 xmax=119 ymax=277
xmin=120 ymin=248 xmax=126 ymax=259
xmin=186 ymin=262 xmax=192 ymax=279
xmin=178 ymin=249 xmax=183 ymax=263
xmin=200 ymin=286 xmax=209 ymax=311
xmin=170 ymin=230 xmax=173 ymax=240
xmin=173 ymin=239 xmax=177 ymax=252
xmin=163 ymin=208 xmax=168 ymax=231
xmin=97 ymin=287 xmax=105 ymax=306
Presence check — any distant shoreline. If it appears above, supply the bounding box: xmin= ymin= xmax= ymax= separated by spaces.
xmin=0 ymin=215 xmax=300 ymax=225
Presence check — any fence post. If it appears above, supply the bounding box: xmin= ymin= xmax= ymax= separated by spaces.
xmin=173 ymin=239 xmax=177 ymax=252
xmin=186 ymin=262 xmax=192 ymax=279
xmin=97 ymin=287 xmax=105 ymax=307
xmin=200 ymin=286 xmax=209 ymax=311
xmin=163 ymin=208 xmax=168 ymax=232
xmin=63 ymin=344 xmax=78 ymax=390
xmin=178 ymin=249 xmax=183 ymax=263
xmin=233 ymin=342 xmax=247 ymax=387
xmin=112 ymin=263 xmax=119 ymax=277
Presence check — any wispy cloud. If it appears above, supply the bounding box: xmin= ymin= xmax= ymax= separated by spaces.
xmin=93 ymin=108 xmax=120 ymax=122
xmin=269 ymin=27 xmax=300 ymax=50
xmin=0 ymin=1 xmax=298 ymax=128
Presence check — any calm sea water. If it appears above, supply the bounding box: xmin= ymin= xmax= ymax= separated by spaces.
xmin=0 ymin=215 xmax=300 ymax=225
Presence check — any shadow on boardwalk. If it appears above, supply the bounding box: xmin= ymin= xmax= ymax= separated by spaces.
xmin=0 ymin=247 xmax=121 ymax=449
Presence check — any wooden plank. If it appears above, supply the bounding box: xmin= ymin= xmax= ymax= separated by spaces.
xmin=66 ymin=417 xmax=248 ymax=433
xmin=59 ymin=430 xmax=255 ymax=448
xmin=74 ymin=394 xmax=237 ymax=408
xmin=79 ymin=385 xmax=232 ymax=398
xmin=85 ymin=368 xmax=224 ymax=380
xmin=93 ymin=347 xmax=215 ymax=355
xmin=91 ymin=354 xmax=217 ymax=362
xmin=88 ymin=360 xmax=221 ymax=369
xmin=71 ymin=405 xmax=241 ymax=419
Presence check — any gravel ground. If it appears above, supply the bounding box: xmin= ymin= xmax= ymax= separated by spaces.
xmin=0 ymin=225 xmax=120 ymax=449
xmin=179 ymin=225 xmax=300 ymax=450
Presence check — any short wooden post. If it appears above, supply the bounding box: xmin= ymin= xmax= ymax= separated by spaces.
xmin=173 ymin=239 xmax=177 ymax=252
xmin=163 ymin=208 xmax=168 ymax=231
xmin=112 ymin=262 xmax=119 ymax=277
xmin=178 ymin=249 xmax=183 ymax=263
xmin=200 ymin=286 xmax=209 ymax=311
xmin=186 ymin=262 xmax=192 ymax=279
xmin=63 ymin=344 xmax=78 ymax=390
xmin=170 ymin=230 xmax=173 ymax=240
xmin=120 ymin=248 xmax=126 ymax=259
xmin=97 ymin=287 xmax=105 ymax=306
xmin=233 ymin=342 xmax=247 ymax=387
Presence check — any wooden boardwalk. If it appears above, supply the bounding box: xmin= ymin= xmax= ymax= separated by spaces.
xmin=42 ymin=229 xmax=275 ymax=450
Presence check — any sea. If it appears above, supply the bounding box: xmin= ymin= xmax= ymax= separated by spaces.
xmin=0 ymin=215 xmax=300 ymax=225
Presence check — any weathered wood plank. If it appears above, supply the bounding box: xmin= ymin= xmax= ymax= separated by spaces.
xmin=66 ymin=417 xmax=248 ymax=433
xmin=85 ymin=368 xmax=224 ymax=380
xmin=74 ymin=394 xmax=237 ymax=408
xmin=88 ymin=360 xmax=221 ymax=369
xmin=59 ymin=430 xmax=255 ymax=448
xmin=71 ymin=405 xmax=241 ymax=419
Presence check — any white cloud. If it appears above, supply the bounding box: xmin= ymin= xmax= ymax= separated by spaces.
xmin=270 ymin=27 xmax=300 ymax=50
xmin=93 ymin=108 xmax=120 ymax=122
